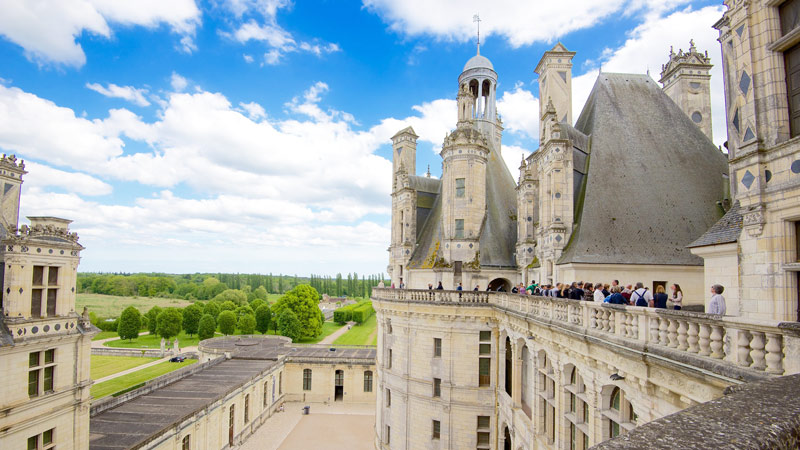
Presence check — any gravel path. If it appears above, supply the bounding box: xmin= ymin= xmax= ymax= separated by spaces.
xmin=319 ymin=322 xmax=354 ymax=345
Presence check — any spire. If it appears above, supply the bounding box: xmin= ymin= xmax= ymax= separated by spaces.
xmin=473 ymin=14 xmax=481 ymax=55
xmin=426 ymin=165 xmax=431 ymax=178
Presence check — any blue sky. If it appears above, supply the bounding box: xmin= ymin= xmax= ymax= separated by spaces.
xmin=0 ymin=0 xmax=725 ymax=275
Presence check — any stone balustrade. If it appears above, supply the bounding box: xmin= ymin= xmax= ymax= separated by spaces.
xmin=373 ymin=288 xmax=800 ymax=377
xmin=3 ymin=313 xmax=85 ymax=342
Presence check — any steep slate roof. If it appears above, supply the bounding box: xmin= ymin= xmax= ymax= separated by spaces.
xmin=558 ymin=73 xmax=729 ymax=266
xmin=687 ymin=201 xmax=742 ymax=248
xmin=407 ymin=136 xmax=518 ymax=269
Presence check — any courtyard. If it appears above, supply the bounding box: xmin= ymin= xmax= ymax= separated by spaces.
xmin=240 ymin=402 xmax=375 ymax=450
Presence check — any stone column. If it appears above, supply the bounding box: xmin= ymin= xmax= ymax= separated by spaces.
xmin=512 ymin=340 xmax=522 ymax=406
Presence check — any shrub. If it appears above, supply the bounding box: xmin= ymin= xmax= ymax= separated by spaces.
xmin=333 ymin=305 xmax=353 ymax=324
xmin=350 ymin=301 xmax=374 ymax=324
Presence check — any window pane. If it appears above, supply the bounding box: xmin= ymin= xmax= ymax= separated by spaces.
xmin=28 ymin=435 xmax=38 ymax=450
xmin=479 ymin=343 xmax=491 ymax=355
xmin=477 ymin=416 xmax=490 ymax=429
xmin=364 ymin=371 xmax=373 ymax=392
xmin=30 ymin=352 xmax=40 ymax=367
xmin=479 ymin=330 xmax=491 ymax=341
xmin=433 ymin=420 xmax=440 ymax=439
xmin=31 ymin=289 xmax=42 ymax=317
xmin=46 ymin=289 xmax=57 ymax=316
xmin=781 ymin=0 xmax=800 ymax=35
xmin=44 ymin=367 xmax=54 ymax=392
xmin=477 ymin=431 xmax=490 ymax=445
xmin=47 ymin=267 xmax=59 ymax=286
xmin=455 ymin=178 xmax=465 ymax=197
xmin=44 ymin=349 xmax=54 ymax=364
xmin=33 ymin=266 xmax=44 ymax=286
xmin=434 ymin=338 xmax=442 ymax=357
xmin=454 ymin=219 xmax=464 ymax=239
xmin=611 ymin=388 xmax=620 ymax=411
xmin=611 ymin=421 xmax=620 ymax=438
xmin=28 ymin=370 xmax=39 ymax=397
xmin=43 ymin=429 xmax=53 ymax=446
xmin=433 ymin=378 xmax=441 ymax=397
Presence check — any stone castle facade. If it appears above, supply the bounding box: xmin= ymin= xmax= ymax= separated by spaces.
xmin=389 ymin=42 xmax=729 ymax=306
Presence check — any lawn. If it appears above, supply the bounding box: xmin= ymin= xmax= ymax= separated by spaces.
xmin=78 ymin=293 xmax=192 ymax=318
xmin=296 ymin=321 xmax=344 ymax=344
xmin=91 ymin=355 xmax=159 ymax=379
xmin=104 ymin=331 xmax=203 ymax=349
xmin=91 ymin=359 xmax=196 ymax=399
xmin=332 ymin=314 xmax=377 ymax=346
xmin=92 ymin=331 xmax=119 ymax=341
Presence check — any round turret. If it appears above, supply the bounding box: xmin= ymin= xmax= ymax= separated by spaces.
xmin=463 ymin=54 xmax=494 ymax=72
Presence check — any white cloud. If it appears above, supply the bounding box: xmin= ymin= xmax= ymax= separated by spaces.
xmin=221 ymin=0 xmax=340 ymax=64
xmin=86 ymin=82 xmax=151 ymax=107
xmin=501 ymin=144 xmax=530 ymax=182
xmin=362 ymin=0 xmax=691 ymax=47
xmin=570 ymin=5 xmax=727 ymax=146
xmin=170 ymin=72 xmax=189 ymax=92
xmin=239 ymin=101 xmax=266 ymax=120
xmin=243 ymin=53 xmax=254 ymax=63
xmin=0 ymin=0 xmax=201 ymax=67
xmin=23 ymin=162 xmax=112 ymax=196
xmin=497 ymin=84 xmax=539 ymax=140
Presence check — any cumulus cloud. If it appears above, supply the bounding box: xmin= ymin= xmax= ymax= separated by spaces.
xmin=497 ymin=84 xmax=539 ymax=140
xmin=219 ymin=0 xmax=340 ymax=65
xmin=570 ymin=5 xmax=727 ymax=146
xmin=86 ymin=82 xmax=151 ymax=107
xmin=363 ymin=0 xmax=692 ymax=47
xmin=0 ymin=0 xmax=201 ymax=67
xmin=170 ymin=72 xmax=189 ymax=92
xmin=23 ymin=161 xmax=112 ymax=196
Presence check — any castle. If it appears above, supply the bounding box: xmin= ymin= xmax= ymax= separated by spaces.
xmin=388 ymin=41 xmax=728 ymax=305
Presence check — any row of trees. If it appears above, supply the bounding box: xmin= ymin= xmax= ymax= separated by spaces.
xmin=111 ymin=285 xmax=325 ymax=343
xmin=78 ymin=272 xmax=387 ymax=300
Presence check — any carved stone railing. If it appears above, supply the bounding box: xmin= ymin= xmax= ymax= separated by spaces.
xmin=2 ymin=313 xmax=87 ymax=342
xmin=372 ymin=289 xmax=800 ymax=377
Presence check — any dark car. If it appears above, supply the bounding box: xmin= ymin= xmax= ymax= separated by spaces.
xmin=169 ymin=356 xmax=186 ymax=362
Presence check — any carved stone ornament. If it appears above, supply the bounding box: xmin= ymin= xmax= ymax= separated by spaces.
xmin=743 ymin=203 xmax=765 ymax=237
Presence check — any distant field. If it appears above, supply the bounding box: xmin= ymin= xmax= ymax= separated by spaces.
xmin=333 ymin=314 xmax=377 ymax=346
xmin=77 ymin=293 xmax=192 ymax=317
xmin=91 ymin=359 xmax=196 ymax=399
xmin=91 ymin=355 xmax=159 ymax=380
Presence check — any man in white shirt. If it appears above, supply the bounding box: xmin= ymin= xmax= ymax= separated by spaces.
xmin=631 ymin=282 xmax=653 ymax=307
xmin=708 ymin=284 xmax=727 ymax=315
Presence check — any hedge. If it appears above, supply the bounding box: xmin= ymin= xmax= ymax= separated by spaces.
xmin=350 ymin=301 xmax=374 ymax=324
xmin=333 ymin=304 xmax=355 ymax=324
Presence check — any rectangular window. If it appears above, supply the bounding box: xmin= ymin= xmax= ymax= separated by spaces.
xmin=33 ymin=266 xmax=44 ymax=286
xmin=31 ymin=289 xmax=42 ymax=318
xmin=455 ymin=178 xmax=465 ymax=197
xmin=47 ymin=267 xmax=58 ymax=286
xmin=43 ymin=366 xmax=54 ymax=392
xmin=795 ymin=221 xmax=800 ymax=261
xmin=479 ymin=330 xmax=491 ymax=341
xmin=244 ymin=394 xmax=250 ymax=423
xmin=432 ymin=420 xmax=441 ymax=439
xmin=303 ymin=369 xmax=312 ymax=391
xmin=455 ymin=219 xmax=464 ymax=239
xmin=433 ymin=378 xmax=441 ymax=397
xmin=28 ymin=350 xmax=55 ymax=397
xmin=479 ymin=357 xmax=491 ymax=386
xmin=388 ymin=348 xmax=392 ymax=369
xmin=264 ymin=382 xmax=269 ymax=406
xmin=477 ymin=416 xmax=490 ymax=430
xmin=279 ymin=372 xmax=282 ymax=394
xmin=479 ymin=343 xmax=491 ymax=355
xmin=28 ymin=435 xmax=38 ymax=450
xmin=386 ymin=388 xmax=391 ymax=407
xmin=433 ymin=338 xmax=442 ymax=357
xmin=386 ymin=425 xmax=391 ymax=444
xmin=28 ymin=370 xmax=39 ymax=397
xmin=477 ymin=431 xmax=491 ymax=448
xmin=364 ymin=371 xmax=373 ymax=392
xmin=46 ymin=289 xmax=57 ymax=316
xmin=182 ymin=435 xmax=190 ymax=450
xmin=27 ymin=429 xmax=54 ymax=450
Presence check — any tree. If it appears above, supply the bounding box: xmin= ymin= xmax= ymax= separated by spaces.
xmin=238 ymin=314 xmax=256 ymax=334
xmin=235 ymin=305 xmax=254 ymax=319
xmin=218 ymin=310 xmax=237 ymax=336
xmin=117 ymin=306 xmax=142 ymax=341
xmin=203 ymin=301 xmax=220 ymax=320
xmin=249 ymin=298 xmax=265 ymax=312
xmin=198 ymin=314 xmax=216 ymax=341
xmin=211 ymin=289 xmax=248 ymax=305
xmin=255 ymin=304 xmax=271 ymax=334
xmin=272 ymin=285 xmax=323 ymax=340
xmin=254 ymin=285 xmax=268 ymax=300
xmin=182 ymin=304 xmax=203 ymax=337
xmin=220 ymin=300 xmax=237 ymax=312
xmin=277 ymin=309 xmax=301 ymax=341
xmin=145 ymin=306 xmax=162 ymax=335
xmin=156 ymin=308 xmax=183 ymax=341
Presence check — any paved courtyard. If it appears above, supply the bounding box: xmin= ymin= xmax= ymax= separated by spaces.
xmin=240 ymin=402 xmax=375 ymax=450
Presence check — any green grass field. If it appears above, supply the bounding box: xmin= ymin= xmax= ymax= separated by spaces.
xmin=332 ymin=314 xmax=377 ymax=346
xmin=104 ymin=331 xmax=202 ymax=349
xmin=78 ymin=293 xmax=192 ymax=318
xmin=91 ymin=355 xmax=159 ymax=379
xmin=91 ymin=359 xmax=196 ymax=399
xmin=295 ymin=321 xmax=344 ymax=344
xmin=92 ymin=331 xmax=119 ymax=341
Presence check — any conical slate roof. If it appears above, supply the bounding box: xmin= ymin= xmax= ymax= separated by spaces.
xmin=558 ymin=73 xmax=729 ymax=265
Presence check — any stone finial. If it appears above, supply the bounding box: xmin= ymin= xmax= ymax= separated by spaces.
xmin=545 ymin=97 xmax=556 ymax=115
xmin=689 ymin=39 xmax=696 ymax=52
xmin=669 ymin=45 xmax=674 ymax=57
xmin=426 ymin=165 xmax=431 ymax=178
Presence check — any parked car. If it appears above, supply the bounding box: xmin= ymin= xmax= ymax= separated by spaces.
xmin=169 ymin=356 xmax=186 ymax=362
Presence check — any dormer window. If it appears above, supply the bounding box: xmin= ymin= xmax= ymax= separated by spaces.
xmin=31 ymin=266 xmax=59 ymax=318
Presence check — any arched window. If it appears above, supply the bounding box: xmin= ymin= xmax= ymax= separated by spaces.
xmin=521 ymin=345 xmax=531 ymax=418
xmin=364 ymin=371 xmax=373 ymax=392
xmin=504 ymin=337 xmax=513 ymax=397
xmin=563 ymin=365 xmax=589 ymax=450
xmin=303 ymin=369 xmax=312 ymax=391
xmin=602 ymin=386 xmax=637 ymax=440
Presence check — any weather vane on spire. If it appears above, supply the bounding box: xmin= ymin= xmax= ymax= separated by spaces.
xmin=473 ymin=14 xmax=481 ymax=55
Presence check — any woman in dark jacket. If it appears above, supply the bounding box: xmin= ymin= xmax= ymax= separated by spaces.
xmin=654 ymin=285 xmax=669 ymax=309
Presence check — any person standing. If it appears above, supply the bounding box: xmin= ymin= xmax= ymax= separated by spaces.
xmin=670 ymin=284 xmax=683 ymax=310
xmin=653 ymin=285 xmax=668 ymax=309
xmin=631 ymin=282 xmax=653 ymax=307
xmin=436 ymin=281 xmax=444 ymax=290
xmin=708 ymin=284 xmax=727 ymax=315
xmin=456 ymin=282 xmax=463 ymax=291
xmin=593 ymin=283 xmax=605 ymax=302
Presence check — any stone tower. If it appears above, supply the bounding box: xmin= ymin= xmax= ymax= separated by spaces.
xmin=389 ymin=127 xmax=418 ymax=287
xmin=535 ymin=42 xmax=575 ymax=140
xmin=0 ymin=154 xmax=26 ymax=233
xmin=458 ymin=48 xmax=500 ymax=149
xmin=659 ymin=40 xmax=714 ymax=140
xmin=516 ymin=155 xmax=539 ymax=279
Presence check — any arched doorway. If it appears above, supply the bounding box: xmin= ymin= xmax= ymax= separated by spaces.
xmin=334 ymin=370 xmax=344 ymax=401
xmin=503 ymin=426 xmax=512 ymax=450
xmin=488 ymin=278 xmax=511 ymax=292
xmin=504 ymin=337 xmax=513 ymax=397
